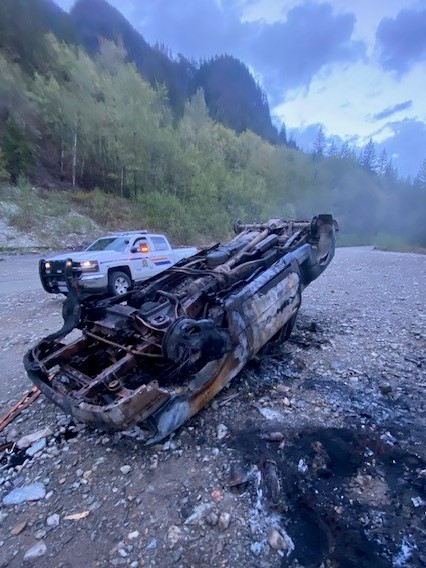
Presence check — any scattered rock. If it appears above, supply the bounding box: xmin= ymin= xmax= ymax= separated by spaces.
xmin=255 ymin=405 xmax=285 ymax=422
xmin=47 ymin=514 xmax=60 ymax=527
xmin=267 ymin=528 xmax=294 ymax=554
xmin=11 ymin=522 xmax=27 ymax=536
xmin=217 ymin=424 xmax=229 ymax=440
xmin=23 ymin=542 xmax=47 ymax=561
xmin=6 ymin=428 xmax=19 ymax=443
xmin=3 ymin=482 xmax=46 ymax=505
xmin=0 ymin=247 xmax=425 ymax=568
xmin=298 ymin=458 xmax=308 ymax=474
xmin=167 ymin=525 xmax=182 ymax=547
xmin=218 ymin=512 xmax=231 ymax=530
xmin=250 ymin=542 xmax=263 ymax=557
xmin=211 ymin=489 xmax=222 ymax=501
xmin=26 ymin=437 xmax=46 ymax=457
xmin=120 ymin=465 xmax=132 ymax=475
xmin=184 ymin=503 xmax=212 ymax=525
xmin=379 ymin=383 xmax=392 ymax=395
xmin=17 ymin=428 xmax=52 ymax=450
xmin=206 ymin=512 xmax=219 ymax=526
xmin=380 ymin=432 xmax=397 ymax=445
xmin=145 ymin=538 xmax=157 ymax=550
xmin=268 ymin=528 xmax=286 ymax=550
xmin=411 ymin=496 xmax=425 ymax=508
xmin=227 ymin=462 xmax=251 ymax=487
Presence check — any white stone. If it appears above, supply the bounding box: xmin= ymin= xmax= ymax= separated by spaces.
xmin=167 ymin=525 xmax=182 ymax=546
xmin=46 ymin=514 xmax=60 ymax=527
xmin=17 ymin=428 xmax=52 ymax=450
xmin=24 ymin=542 xmax=47 ymax=561
xmin=268 ymin=528 xmax=286 ymax=550
xmin=217 ymin=424 xmax=229 ymax=440
xmin=218 ymin=512 xmax=231 ymax=529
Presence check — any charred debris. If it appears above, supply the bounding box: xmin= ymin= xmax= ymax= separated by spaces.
xmin=24 ymin=215 xmax=338 ymax=443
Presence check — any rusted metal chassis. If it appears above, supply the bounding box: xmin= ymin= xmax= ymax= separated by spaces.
xmin=24 ymin=238 xmax=327 ymax=444
xmin=24 ymin=216 xmax=335 ymax=443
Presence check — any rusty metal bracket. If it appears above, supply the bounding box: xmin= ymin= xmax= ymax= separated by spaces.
xmin=0 ymin=387 xmax=41 ymax=433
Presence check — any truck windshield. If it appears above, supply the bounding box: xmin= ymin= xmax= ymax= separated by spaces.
xmin=85 ymin=237 xmax=129 ymax=252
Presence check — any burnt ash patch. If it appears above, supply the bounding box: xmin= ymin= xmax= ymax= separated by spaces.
xmin=230 ymin=426 xmax=426 ymax=568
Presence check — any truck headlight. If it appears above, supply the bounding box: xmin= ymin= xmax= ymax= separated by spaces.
xmin=44 ymin=261 xmax=51 ymax=270
xmin=79 ymin=260 xmax=99 ymax=272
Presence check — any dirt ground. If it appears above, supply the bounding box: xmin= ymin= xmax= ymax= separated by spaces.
xmin=0 ymin=247 xmax=425 ymax=568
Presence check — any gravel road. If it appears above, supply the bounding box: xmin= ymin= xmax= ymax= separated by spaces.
xmin=0 ymin=247 xmax=425 ymax=568
xmin=0 ymin=256 xmax=45 ymax=296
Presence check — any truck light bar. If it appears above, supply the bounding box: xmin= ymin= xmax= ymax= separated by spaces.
xmin=110 ymin=230 xmax=148 ymax=236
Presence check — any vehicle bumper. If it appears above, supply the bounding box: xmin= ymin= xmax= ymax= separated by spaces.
xmin=39 ymin=259 xmax=108 ymax=295
xmin=78 ymin=273 xmax=108 ymax=291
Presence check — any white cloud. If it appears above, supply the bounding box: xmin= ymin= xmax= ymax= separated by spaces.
xmin=54 ymin=0 xmax=426 ymax=175
xmin=273 ymin=57 xmax=426 ymax=145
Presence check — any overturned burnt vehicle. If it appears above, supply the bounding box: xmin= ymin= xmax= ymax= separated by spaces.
xmin=24 ymin=215 xmax=338 ymax=443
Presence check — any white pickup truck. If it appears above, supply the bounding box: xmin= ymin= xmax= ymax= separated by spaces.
xmin=39 ymin=231 xmax=197 ymax=296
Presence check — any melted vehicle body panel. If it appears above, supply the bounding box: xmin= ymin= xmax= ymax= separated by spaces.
xmin=24 ymin=215 xmax=338 ymax=443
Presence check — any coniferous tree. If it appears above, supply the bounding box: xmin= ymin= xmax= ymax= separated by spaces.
xmin=328 ymin=139 xmax=338 ymax=157
xmin=414 ymin=158 xmax=426 ymax=190
xmin=385 ymin=158 xmax=398 ymax=180
xmin=287 ymin=136 xmax=299 ymax=150
xmin=312 ymin=126 xmax=326 ymax=157
xmin=339 ymin=141 xmax=355 ymax=161
xmin=377 ymin=149 xmax=388 ymax=176
xmin=360 ymin=138 xmax=377 ymax=173
xmin=278 ymin=123 xmax=287 ymax=146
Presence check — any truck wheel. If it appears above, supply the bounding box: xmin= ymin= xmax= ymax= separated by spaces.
xmin=108 ymin=271 xmax=131 ymax=296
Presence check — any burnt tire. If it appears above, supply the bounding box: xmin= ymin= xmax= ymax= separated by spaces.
xmin=108 ymin=271 xmax=131 ymax=296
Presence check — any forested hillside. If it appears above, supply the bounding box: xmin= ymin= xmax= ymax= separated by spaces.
xmin=69 ymin=0 xmax=279 ymax=140
xmin=0 ymin=0 xmax=425 ymax=246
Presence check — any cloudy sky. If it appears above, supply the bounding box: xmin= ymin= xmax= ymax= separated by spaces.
xmin=56 ymin=0 xmax=426 ymax=178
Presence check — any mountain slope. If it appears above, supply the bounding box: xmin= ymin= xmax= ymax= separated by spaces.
xmin=196 ymin=55 xmax=279 ymax=143
xmin=69 ymin=0 xmax=278 ymax=140
xmin=70 ymin=0 xmax=190 ymax=116
xmin=0 ymin=0 xmax=76 ymax=74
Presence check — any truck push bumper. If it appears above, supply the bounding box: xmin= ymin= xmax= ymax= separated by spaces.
xmin=39 ymin=258 xmax=108 ymax=295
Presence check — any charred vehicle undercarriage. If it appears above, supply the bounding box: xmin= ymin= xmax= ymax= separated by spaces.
xmin=24 ymin=215 xmax=338 ymax=444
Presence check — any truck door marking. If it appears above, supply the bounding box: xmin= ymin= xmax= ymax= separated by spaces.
xmin=151 ymin=257 xmax=172 ymax=266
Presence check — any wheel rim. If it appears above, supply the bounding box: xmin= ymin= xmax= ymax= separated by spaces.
xmin=114 ymin=276 xmax=129 ymax=295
